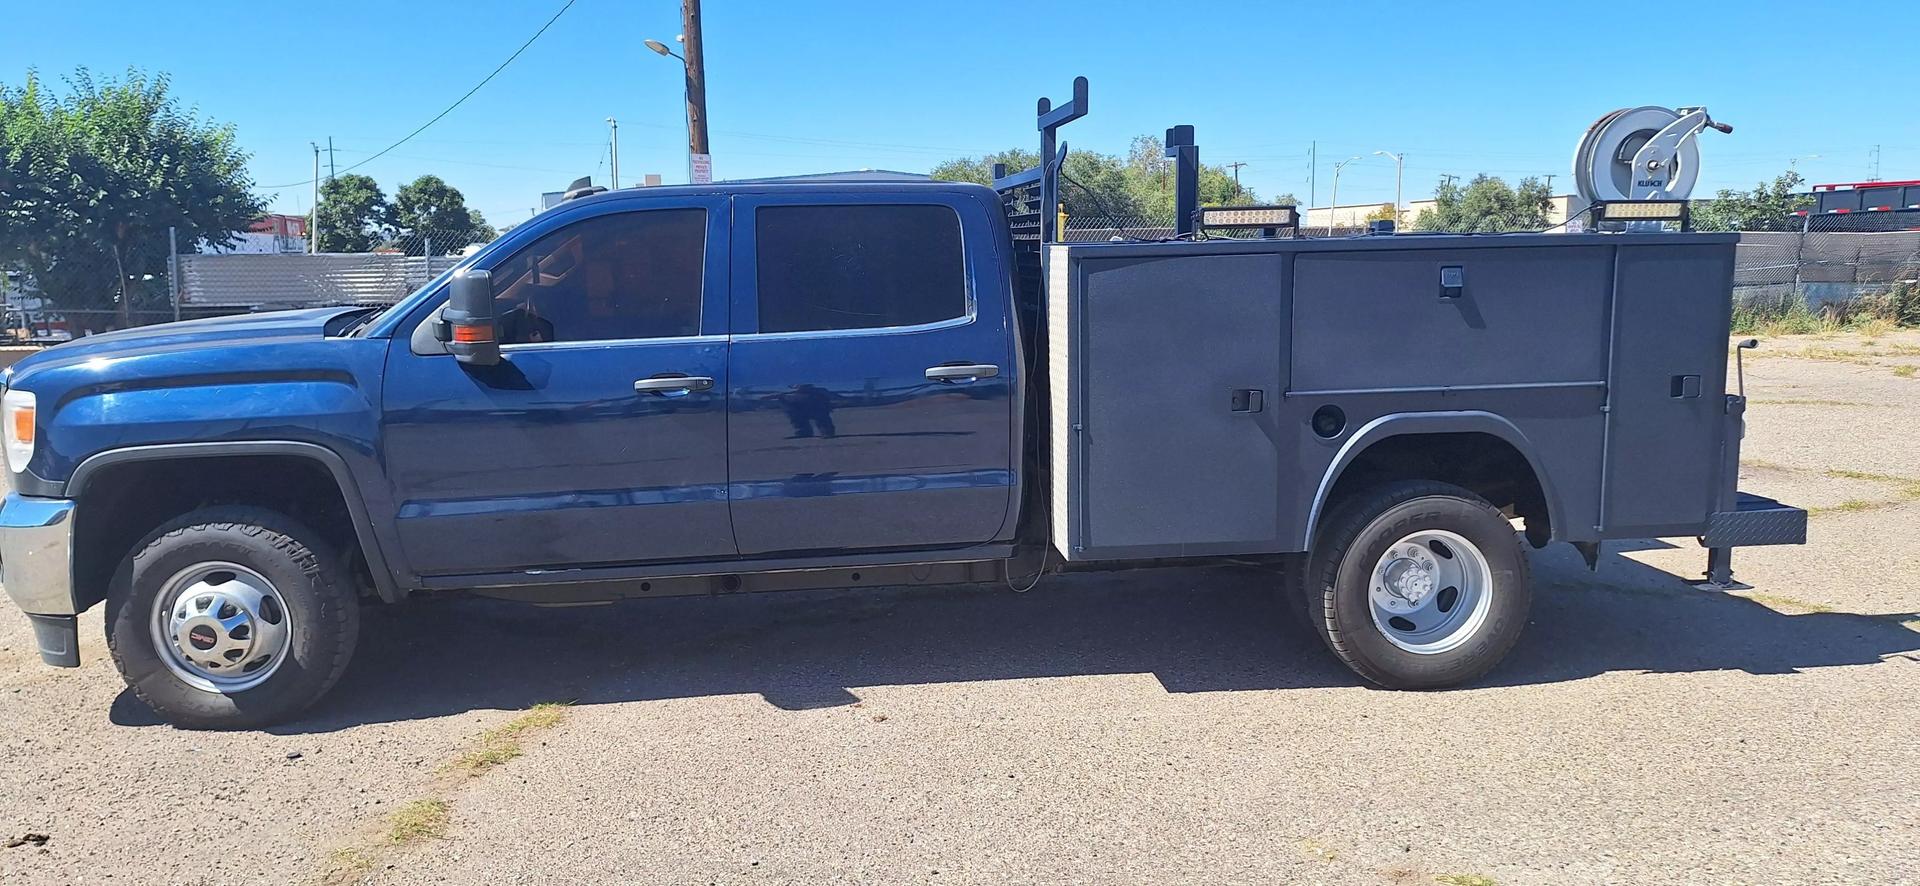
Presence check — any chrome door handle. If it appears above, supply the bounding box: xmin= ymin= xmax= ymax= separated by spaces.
xmin=633 ymin=375 xmax=714 ymax=396
xmin=925 ymin=364 xmax=1000 ymax=383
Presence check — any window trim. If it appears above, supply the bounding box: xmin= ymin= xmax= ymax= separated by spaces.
xmin=731 ymin=312 xmax=973 ymax=343
xmin=736 ymin=197 xmax=976 ymax=338
xmin=500 ymin=332 xmax=729 ymax=353
xmin=490 ymin=206 xmax=710 ymax=348
xmin=405 ymin=197 xmax=728 ymax=354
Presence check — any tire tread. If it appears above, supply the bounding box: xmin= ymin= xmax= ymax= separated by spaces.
xmin=105 ymin=506 xmax=358 ymax=729
xmin=1304 ymin=480 xmax=1530 ymax=689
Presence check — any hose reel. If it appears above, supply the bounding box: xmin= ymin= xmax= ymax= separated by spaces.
xmin=1572 ymin=106 xmax=1732 ymax=204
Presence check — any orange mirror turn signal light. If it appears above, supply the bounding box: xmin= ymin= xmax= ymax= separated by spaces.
xmin=450 ymin=322 xmax=493 ymax=344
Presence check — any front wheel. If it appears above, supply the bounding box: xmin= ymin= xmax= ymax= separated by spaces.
xmin=106 ymin=507 xmax=360 ymax=729
xmin=1304 ymin=481 xmax=1531 ymax=689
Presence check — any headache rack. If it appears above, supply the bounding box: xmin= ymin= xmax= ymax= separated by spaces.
xmin=990 ymin=76 xmax=1305 ymax=309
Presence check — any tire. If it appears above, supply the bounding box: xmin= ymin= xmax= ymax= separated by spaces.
xmin=106 ymin=507 xmax=360 ymax=729
xmin=1304 ymin=481 xmax=1530 ymax=689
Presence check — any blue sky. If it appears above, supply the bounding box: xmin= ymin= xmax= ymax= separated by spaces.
xmin=4 ymin=0 xmax=1915 ymax=226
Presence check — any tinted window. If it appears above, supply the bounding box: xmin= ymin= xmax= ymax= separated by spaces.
xmin=487 ymin=209 xmax=706 ymax=344
xmin=755 ymin=204 xmax=966 ymax=333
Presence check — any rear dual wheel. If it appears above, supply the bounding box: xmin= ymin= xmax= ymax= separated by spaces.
xmin=1300 ymin=481 xmax=1531 ymax=689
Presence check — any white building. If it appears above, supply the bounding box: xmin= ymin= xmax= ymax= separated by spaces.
xmin=1304 ymin=194 xmax=1591 ymax=231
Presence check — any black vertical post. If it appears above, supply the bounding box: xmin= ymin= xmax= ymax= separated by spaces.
xmin=1166 ymin=125 xmax=1198 ymax=237
xmin=1039 ymin=97 xmax=1058 ymax=244
xmin=1035 ymin=77 xmax=1088 ymax=245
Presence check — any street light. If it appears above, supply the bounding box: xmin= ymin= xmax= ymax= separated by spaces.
xmin=646 ymin=5 xmax=710 ymax=184
xmin=645 ymin=34 xmax=693 ymax=181
xmin=1328 ymin=155 xmax=1361 ymax=235
xmin=1374 ymin=150 xmax=1404 ymax=225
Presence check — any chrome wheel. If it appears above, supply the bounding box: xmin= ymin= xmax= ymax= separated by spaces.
xmin=148 ymin=561 xmax=294 ymax=693
xmin=1367 ymin=529 xmax=1493 ymax=655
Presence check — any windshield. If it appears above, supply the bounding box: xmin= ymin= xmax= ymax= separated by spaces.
xmin=352 ymin=228 xmax=529 ymax=337
xmin=347 ymin=265 xmax=460 ymax=336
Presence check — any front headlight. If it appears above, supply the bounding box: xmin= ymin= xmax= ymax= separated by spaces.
xmin=3 ymin=388 xmax=36 ymax=474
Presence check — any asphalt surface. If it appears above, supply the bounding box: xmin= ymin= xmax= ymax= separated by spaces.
xmin=2 ymin=333 xmax=1917 ymax=886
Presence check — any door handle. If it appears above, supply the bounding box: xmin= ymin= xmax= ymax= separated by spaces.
xmin=925 ymin=364 xmax=1000 ymax=383
xmin=633 ymin=375 xmax=715 ymax=396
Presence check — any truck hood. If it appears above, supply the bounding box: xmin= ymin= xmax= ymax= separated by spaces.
xmin=6 ymin=307 xmax=369 ymax=377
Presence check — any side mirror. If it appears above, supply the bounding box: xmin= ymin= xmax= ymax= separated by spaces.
xmin=442 ymin=269 xmax=499 ymax=366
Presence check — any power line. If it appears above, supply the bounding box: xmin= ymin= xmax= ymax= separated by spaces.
xmin=259 ymin=0 xmax=577 ymax=190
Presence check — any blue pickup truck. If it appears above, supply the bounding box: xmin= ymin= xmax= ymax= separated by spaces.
xmin=0 ymin=81 xmax=1804 ymax=728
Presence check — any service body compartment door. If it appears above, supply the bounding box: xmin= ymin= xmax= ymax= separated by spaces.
xmin=1065 ymin=252 xmax=1287 ymax=558
xmin=1601 ymin=243 xmax=1735 ymax=536
xmin=1291 ymin=247 xmax=1611 ymax=391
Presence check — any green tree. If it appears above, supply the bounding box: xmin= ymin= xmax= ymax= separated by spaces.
xmin=1689 ymin=170 xmax=1811 ymax=232
xmin=314 ymin=173 xmax=392 ymax=253
xmin=929 ymin=148 xmax=1042 ymax=186
xmin=931 ymin=138 xmax=1269 ymax=230
xmin=1412 ymin=174 xmax=1551 ymax=232
xmin=1121 ymin=134 xmax=1260 ymax=218
xmin=0 ymin=67 xmax=263 ymax=326
xmin=392 ymin=174 xmax=494 ymax=255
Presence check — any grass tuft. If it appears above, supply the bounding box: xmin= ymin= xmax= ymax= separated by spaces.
xmin=1749 ymin=398 xmax=1875 ymax=408
xmin=1895 ymin=365 xmax=1916 ymax=378
xmin=1741 ymin=592 xmax=1835 ymax=614
xmin=324 ymin=847 xmax=377 ymax=882
xmin=1732 ymin=283 xmax=1920 ymax=335
xmin=1822 ymin=469 xmax=1920 ymax=501
xmin=1436 ymin=876 xmax=1497 ymax=886
xmin=447 ymin=702 xmax=571 ymax=775
xmin=1811 ymin=499 xmax=1882 ymax=515
xmin=386 ymin=798 xmax=450 ymax=845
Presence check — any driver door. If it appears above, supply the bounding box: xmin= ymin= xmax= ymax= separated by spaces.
xmin=380 ymin=196 xmax=735 ymax=577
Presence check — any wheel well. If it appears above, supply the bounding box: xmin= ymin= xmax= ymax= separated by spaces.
xmin=70 ymin=455 xmax=374 ymax=610
xmin=1323 ymin=432 xmax=1553 ymax=547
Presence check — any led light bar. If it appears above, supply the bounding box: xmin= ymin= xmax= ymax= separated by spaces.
xmin=1197 ymin=205 xmax=1297 ymax=229
xmin=1594 ymin=200 xmax=1687 ymax=221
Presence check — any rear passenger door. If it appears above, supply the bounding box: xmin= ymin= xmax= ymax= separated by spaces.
xmin=726 ymin=193 xmax=1017 ymax=556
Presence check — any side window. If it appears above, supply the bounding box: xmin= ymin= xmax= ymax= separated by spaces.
xmin=486 ymin=208 xmax=706 ymax=344
xmin=755 ymin=204 xmax=967 ymax=333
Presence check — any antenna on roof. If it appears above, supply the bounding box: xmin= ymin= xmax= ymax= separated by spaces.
xmin=562 ymin=176 xmax=608 ymax=202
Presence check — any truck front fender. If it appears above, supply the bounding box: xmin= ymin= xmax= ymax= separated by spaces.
xmin=64 ymin=441 xmax=403 ymax=603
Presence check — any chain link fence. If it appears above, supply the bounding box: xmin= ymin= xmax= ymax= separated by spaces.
xmin=2 ymin=224 xmax=492 ymax=341
xmin=8 ymin=204 xmax=1917 ymax=343
xmin=1733 ymin=212 xmax=1920 ymax=311
xmin=178 ymin=225 xmax=486 ymax=310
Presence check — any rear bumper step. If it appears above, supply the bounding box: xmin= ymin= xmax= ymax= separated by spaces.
xmin=1702 ymin=492 xmax=1807 ymax=548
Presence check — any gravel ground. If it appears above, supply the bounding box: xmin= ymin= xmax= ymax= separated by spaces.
xmin=2 ymin=333 xmax=1917 ymax=886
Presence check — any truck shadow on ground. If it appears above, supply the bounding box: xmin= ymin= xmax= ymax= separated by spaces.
xmin=107 ymin=542 xmax=1920 ymax=733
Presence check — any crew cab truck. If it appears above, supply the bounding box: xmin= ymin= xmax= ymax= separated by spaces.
xmin=0 ymin=80 xmax=1805 ymax=728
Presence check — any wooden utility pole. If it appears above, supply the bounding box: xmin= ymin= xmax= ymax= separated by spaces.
xmin=682 ymin=0 xmax=711 ymax=181
xmin=1226 ymin=161 xmax=1247 ymax=190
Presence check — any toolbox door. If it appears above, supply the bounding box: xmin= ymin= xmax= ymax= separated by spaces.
xmin=1601 ymin=243 xmax=1735 ymax=536
xmin=1070 ymin=252 xmax=1287 ymax=557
